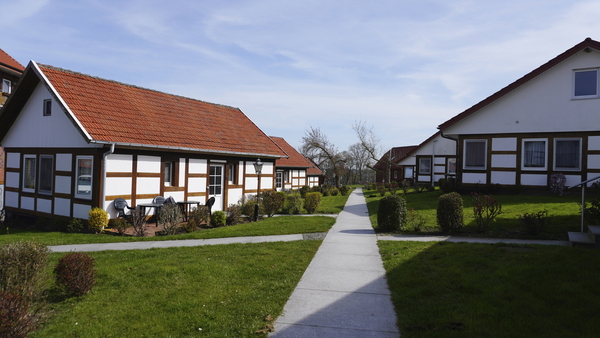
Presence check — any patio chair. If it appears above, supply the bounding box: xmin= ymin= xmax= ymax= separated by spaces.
xmin=206 ymin=197 xmax=215 ymax=214
xmin=165 ymin=196 xmax=176 ymax=204
xmin=114 ymin=198 xmax=134 ymax=220
xmin=152 ymin=196 xmax=165 ymax=205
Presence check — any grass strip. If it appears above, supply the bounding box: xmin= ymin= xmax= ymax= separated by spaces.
xmin=379 ymin=240 xmax=600 ymax=337
xmin=33 ymin=240 xmax=321 ymax=338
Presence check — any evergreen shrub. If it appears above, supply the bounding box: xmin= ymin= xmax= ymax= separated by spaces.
xmin=437 ymin=192 xmax=464 ymax=234
xmin=88 ymin=207 xmax=109 ymax=234
xmin=376 ymin=195 xmax=407 ymax=232
xmin=304 ymin=192 xmax=322 ymax=214
xmin=210 ymin=210 xmax=227 ymax=227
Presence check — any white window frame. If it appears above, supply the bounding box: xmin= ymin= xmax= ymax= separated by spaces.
xmin=75 ymin=156 xmax=93 ymax=200
xmin=419 ymin=158 xmax=431 ymax=175
xmin=38 ymin=155 xmax=54 ymax=195
xmin=164 ymin=161 xmax=174 ymax=186
xmin=573 ymin=68 xmax=599 ymax=99
xmin=2 ymin=79 xmax=11 ymax=94
xmin=522 ymin=138 xmax=548 ymax=171
xmin=228 ymin=164 xmax=236 ymax=184
xmin=463 ymin=140 xmax=487 ymax=170
xmin=23 ymin=155 xmax=37 ymax=193
xmin=554 ymin=138 xmax=582 ymax=171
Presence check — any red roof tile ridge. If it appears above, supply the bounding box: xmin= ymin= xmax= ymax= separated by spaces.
xmin=36 ymin=63 xmax=241 ymax=111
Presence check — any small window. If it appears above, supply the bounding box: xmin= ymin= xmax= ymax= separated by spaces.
xmin=419 ymin=158 xmax=431 ymax=174
xmin=522 ymin=139 xmax=547 ymax=170
xmin=574 ymin=69 xmax=598 ymax=97
xmin=555 ymin=138 xmax=581 ymax=171
xmin=464 ymin=140 xmax=487 ymax=170
xmin=228 ymin=164 xmax=236 ymax=184
xmin=39 ymin=155 xmax=54 ymax=195
xmin=404 ymin=167 xmax=413 ymax=179
xmin=2 ymin=79 xmax=11 ymax=94
xmin=164 ymin=162 xmax=174 ymax=186
xmin=43 ymin=99 xmax=52 ymax=116
xmin=75 ymin=156 xmax=93 ymax=199
xmin=393 ymin=170 xmax=398 ymax=179
xmin=23 ymin=155 xmax=36 ymax=192
xmin=447 ymin=158 xmax=457 ymax=174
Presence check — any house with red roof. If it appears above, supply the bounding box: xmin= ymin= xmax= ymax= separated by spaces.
xmin=438 ymin=38 xmax=600 ymax=191
xmin=0 ymin=49 xmax=25 ymax=213
xmin=0 ymin=61 xmax=286 ymax=220
xmin=271 ymin=136 xmax=322 ymax=190
xmin=394 ymin=131 xmax=457 ymax=186
xmin=373 ymin=145 xmax=418 ymax=184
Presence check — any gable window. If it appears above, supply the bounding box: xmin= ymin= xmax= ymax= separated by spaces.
xmin=522 ymin=139 xmax=547 ymax=170
xmin=555 ymin=138 xmax=581 ymax=171
xmin=43 ymin=99 xmax=52 ymax=116
xmin=23 ymin=155 xmax=36 ymax=192
xmin=464 ymin=140 xmax=487 ymax=170
xmin=574 ymin=69 xmax=598 ymax=98
xmin=75 ymin=156 xmax=93 ymax=199
xmin=39 ymin=155 xmax=54 ymax=195
xmin=2 ymin=79 xmax=11 ymax=94
xmin=419 ymin=158 xmax=431 ymax=174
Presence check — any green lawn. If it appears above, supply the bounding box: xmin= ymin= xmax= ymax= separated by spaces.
xmin=379 ymin=240 xmax=600 ymax=337
xmin=365 ymin=188 xmax=583 ymax=240
xmin=0 ymin=216 xmax=336 ymax=246
xmin=33 ymin=241 xmax=321 ymax=338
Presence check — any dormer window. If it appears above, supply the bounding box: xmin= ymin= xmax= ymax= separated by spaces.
xmin=43 ymin=99 xmax=52 ymax=116
xmin=574 ymin=69 xmax=599 ymax=98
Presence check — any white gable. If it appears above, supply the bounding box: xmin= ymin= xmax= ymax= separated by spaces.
xmin=396 ymin=134 xmax=456 ymax=166
xmin=2 ymin=81 xmax=98 ymax=148
xmin=444 ymin=49 xmax=600 ymax=137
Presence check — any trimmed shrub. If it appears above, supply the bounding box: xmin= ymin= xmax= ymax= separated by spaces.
xmin=519 ymin=210 xmax=551 ymax=235
xmin=0 ymin=291 xmax=35 ymax=338
xmin=376 ymin=195 xmax=407 ymax=232
xmin=550 ymin=173 xmax=567 ymax=196
xmin=54 ymin=252 xmax=96 ymax=297
xmin=241 ymin=195 xmax=260 ymax=220
xmin=298 ymin=186 xmax=311 ymax=198
xmin=183 ymin=206 xmax=210 ymax=232
xmin=285 ymin=191 xmax=303 ymax=214
xmin=329 ymin=187 xmax=339 ymax=196
xmin=261 ymin=190 xmax=286 ymax=217
xmin=437 ymin=192 xmax=464 ymax=234
xmin=0 ymin=241 xmax=50 ymax=301
xmin=311 ymin=186 xmax=321 ymax=193
xmin=88 ymin=207 xmax=109 ymax=234
xmin=210 ymin=210 xmax=227 ymax=227
xmin=438 ymin=178 xmax=456 ymax=193
xmin=304 ymin=192 xmax=322 ymax=214
xmin=339 ymin=185 xmax=350 ymax=196
xmin=67 ymin=218 xmax=83 ymax=233
xmin=109 ymin=217 xmax=130 ymax=236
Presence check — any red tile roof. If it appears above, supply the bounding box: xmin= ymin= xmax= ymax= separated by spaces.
xmin=36 ymin=63 xmax=286 ymax=158
xmin=438 ymin=37 xmax=600 ymax=131
xmin=374 ymin=145 xmax=418 ymax=169
xmin=0 ymin=49 xmax=25 ymax=73
xmin=271 ymin=136 xmax=312 ymax=168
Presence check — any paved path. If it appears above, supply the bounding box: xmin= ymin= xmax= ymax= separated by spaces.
xmin=269 ymin=188 xmax=399 ymax=338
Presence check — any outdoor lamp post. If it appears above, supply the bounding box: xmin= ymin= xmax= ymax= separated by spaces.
xmin=253 ymin=158 xmax=263 ymax=222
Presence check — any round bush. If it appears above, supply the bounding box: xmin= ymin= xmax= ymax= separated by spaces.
xmin=54 ymin=252 xmax=96 ymax=297
xmin=210 ymin=210 xmax=227 ymax=227
xmin=376 ymin=195 xmax=407 ymax=232
xmin=304 ymin=192 xmax=322 ymax=214
xmin=88 ymin=207 xmax=109 ymax=234
xmin=437 ymin=192 xmax=464 ymax=234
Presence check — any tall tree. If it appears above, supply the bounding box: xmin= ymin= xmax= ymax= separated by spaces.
xmin=301 ymin=126 xmax=346 ymax=187
xmin=353 ymin=120 xmax=392 ymax=182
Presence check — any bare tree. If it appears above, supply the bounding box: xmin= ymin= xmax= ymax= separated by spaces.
xmin=348 ymin=142 xmax=371 ymax=184
xmin=353 ymin=120 xmax=392 ymax=182
xmin=301 ymin=126 xmax=346 ymax=187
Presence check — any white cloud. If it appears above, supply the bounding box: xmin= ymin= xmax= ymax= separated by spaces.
xmin=0 ymin=0 xmax=50 ymax=26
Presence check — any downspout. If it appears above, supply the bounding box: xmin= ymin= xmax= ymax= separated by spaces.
xmin=432 ymin=140 xmax=437 ymax=187
xmin=101 ymin=143 xmax=115 ymax=210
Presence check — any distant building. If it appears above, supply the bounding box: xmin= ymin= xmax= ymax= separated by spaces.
xmin=373 ymin=146 xmax=417 ymax=183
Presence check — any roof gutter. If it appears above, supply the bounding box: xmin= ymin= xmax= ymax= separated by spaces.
xmin=88 ymin=140 xmax=286 ymax=159
xmin=101 ymin=143 xmax=115 ymax=210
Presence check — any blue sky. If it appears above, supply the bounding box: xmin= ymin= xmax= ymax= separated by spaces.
xmin=2 ymin=0 xmax=600 ymax=155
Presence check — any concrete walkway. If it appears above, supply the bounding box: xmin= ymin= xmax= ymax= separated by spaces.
xmin=269 ymin=188 xmax=399 ymax=338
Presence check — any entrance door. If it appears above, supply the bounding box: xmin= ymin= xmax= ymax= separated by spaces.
xmin=209 ymin=165 xmax=224 ymax=211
